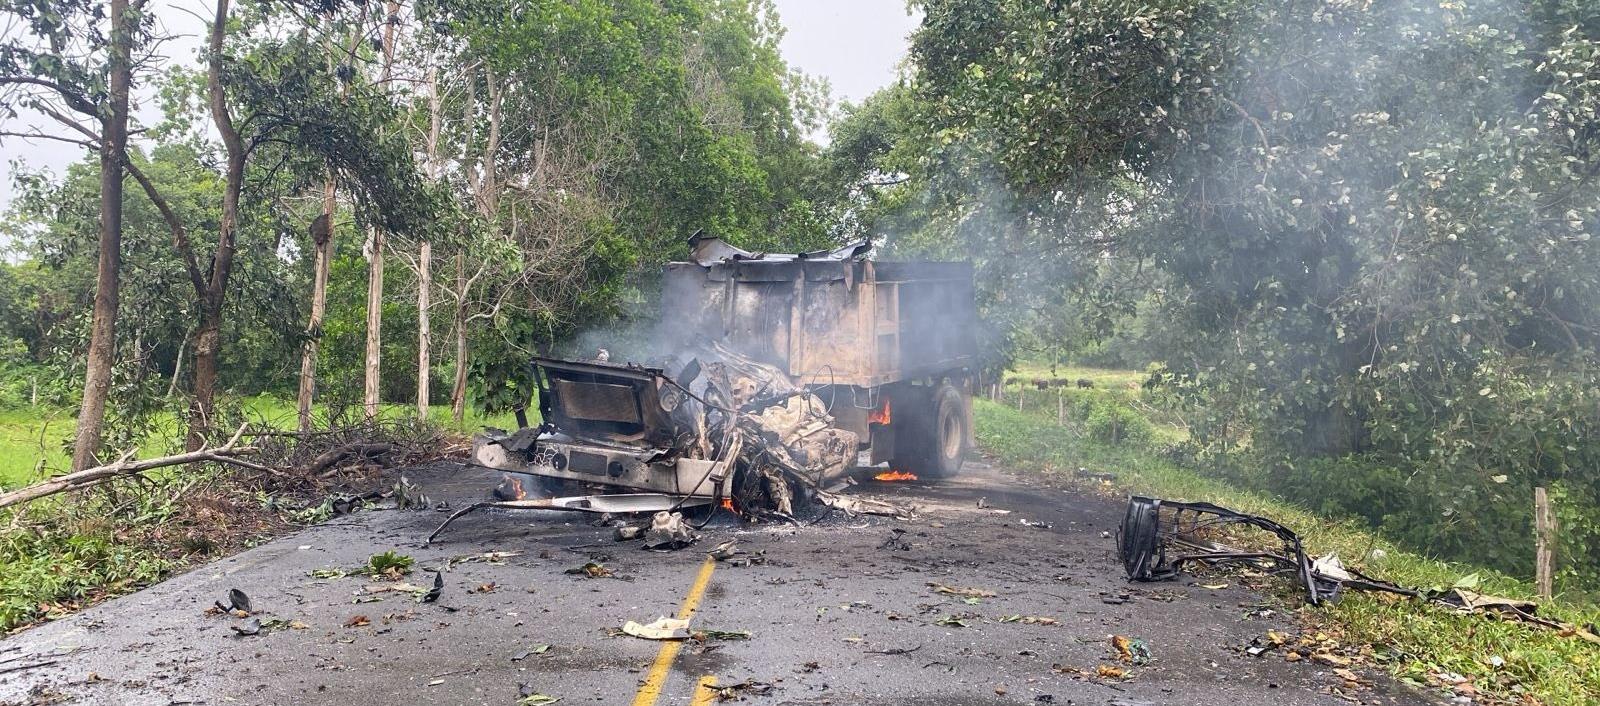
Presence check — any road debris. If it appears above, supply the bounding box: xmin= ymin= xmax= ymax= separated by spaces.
xmin=1245 ymin=630 xmax=1290 ymax=657
xmin=1096 ymin=664 xmax=1127 ymax=679
xmin=693 ymin=629 xmax=752 ymax=641
xmin=641 ymin=511 xmax=697 ymax=550
xmin=1053 ymin=663 xmax=1129 ymax=683
xmin=1119 ymin=496 xmax=1414 ymax=605
xmin=564 ymin=561 xmax=614 ymax=579
xmin=511 ymin=645 xmax=551 ymax=661
xmin=440 ymin=550 xmax=521 ymax=569
xmin=927 ymin=582 xmax=995 ymax=598
xmin=421 ymin=571 xmax=444 ymax=603
xmin=210 ymin=588 xmax=253 ymax=617
xmin=1120 ymin=495 xmax=1600 ymax=642
xmin=366 ymin=551 xmax=413 ymax=580
xmin=362 ymin=581 xmax=428 ymax=595
xmin=229 ymin=617 xmax=262 ymax=637
xmin=1110 ymin=635 xmax=1151 ymax=665
xmin=515 ymin=684 xmax=563 ymax=705
xmin=999 ymin=615 xmax=1059 ymax=626
xmin=864 ymin=644 xmax=922 ymax=655
xmin=702 ymin=679 xmax=775 ymax=700
xmin=0 ymin=658 xmax=58 ymax=676
xmin=622 ymin=616 xmax=692 ymax=640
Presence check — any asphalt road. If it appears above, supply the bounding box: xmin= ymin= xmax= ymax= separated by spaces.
xmin=0 ymin=458 xmax=1438 ymax=706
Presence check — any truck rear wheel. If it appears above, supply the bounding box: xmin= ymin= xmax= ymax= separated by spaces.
xmin=893 ymin=382 xmax=969 ymax=478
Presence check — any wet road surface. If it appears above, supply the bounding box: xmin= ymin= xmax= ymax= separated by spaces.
xmin=0 ymin=459 xmax=1438 ymax=706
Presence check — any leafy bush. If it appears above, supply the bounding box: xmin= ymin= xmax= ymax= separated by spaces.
xmin=1085 ymin=398 xmax=1152 ymax=445
xmin=0 ymin=513 xmax=169 ymax=631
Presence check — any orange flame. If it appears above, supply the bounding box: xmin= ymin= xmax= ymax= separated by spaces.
xmin=874 ymin=470 xmax=918 ymax=482
xmin=506 ymin=475 xmax=526 ymax=500
xmin=868 ymin=398 xmax=892 ymax=426
xmin=721 ymin=498 xmax=735 ymax=511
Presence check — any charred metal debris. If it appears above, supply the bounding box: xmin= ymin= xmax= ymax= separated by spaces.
xmin=1118 ymin=496 xmax=1416 ymax=605
xmin=428 ymin=345 xmax=909 ymax=544
xmin=1119 ymin=496 xmax=1600 ymax=642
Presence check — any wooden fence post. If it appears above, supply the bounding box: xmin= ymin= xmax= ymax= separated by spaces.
xmin=1057 ymin=388 xmax=1065 ymax=425
xmin=1017 ymin=385 xmax=1025 ymax=411
xmin=1535 ymin=486 xmax=1555 ymax=599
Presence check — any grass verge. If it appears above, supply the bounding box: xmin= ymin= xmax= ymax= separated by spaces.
xmin=975 ymin=397 xmax=1599 ymax=705
xmin=0 ymin=396 xmax=518 ymax=489
xmin=1 ymin=394 xmax=504 ymax=633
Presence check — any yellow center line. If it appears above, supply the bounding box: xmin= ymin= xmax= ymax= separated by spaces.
xmin=688 ymin=676 xmax=719 ymax=706
xmin=630 ymin=556 xmax=718 ymax=706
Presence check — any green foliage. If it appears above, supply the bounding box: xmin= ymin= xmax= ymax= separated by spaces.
xmin=366 ymin=550 xmax=413 ymax=576
xmin=892 ymin=0 xmax=1600 ymax=581
xmin=909 ymin=0 xmax=1600 ymax=446
xmin=414 ymin=0 xmax=834 ymax=407
xmin=219 ymin=33 xmax=447 ymax=239
xmin=1084 ymin=398 xmax=1152 ymax=445
xmin=0 ymin=504 xmax=170 ymax=632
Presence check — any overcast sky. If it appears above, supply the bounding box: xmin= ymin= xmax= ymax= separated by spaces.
xmin=0 ymin=0 xmax=918 ymax=216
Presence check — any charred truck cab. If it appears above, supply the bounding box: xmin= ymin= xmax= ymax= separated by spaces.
xmin=470 ymin=235 xmax=979 ymax=515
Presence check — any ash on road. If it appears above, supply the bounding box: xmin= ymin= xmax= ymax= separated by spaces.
xmin=0 ymin=460 xmax=1435 ymax=706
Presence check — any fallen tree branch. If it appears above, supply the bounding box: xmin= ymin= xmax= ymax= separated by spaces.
xmin=300 ymin=442 xmax=398 ymax=477
xmin=0 ymin=424 xmax=261 ymax=511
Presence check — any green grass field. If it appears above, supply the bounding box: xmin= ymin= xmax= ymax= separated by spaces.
xmin=0 ymin=397 xmax=520 ymax=490
xmin=975 ymin=373 xmax=1600 ymax=706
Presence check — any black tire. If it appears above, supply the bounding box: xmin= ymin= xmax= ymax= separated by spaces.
xmin=893 ymin=383 xmax=969 ymax=478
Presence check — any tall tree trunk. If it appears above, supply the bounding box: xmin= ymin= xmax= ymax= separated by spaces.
xmin=166 ymin=328 xmax=188 ymax=398
xmin=450 ymin=67 xmax=503 ymax=426
xmin=363 ymin=227 xmax=384 ymax=420
xmin=297 ymin=179 xmax=335 ymax=432
xmin=417 ymin=242 xmax=432 ymax=418
xmin=298 ymin=19 xmax=363 ymax=432
xmin=451 ymin=252 xmax=468 ymax=424
xmin=362 ymin=0 xmax=401 ymax=422
xmin=71 ymin=0 xmax=133 ymax=471
xmin=189 ymin=0 xmax=246 ymax=451
xmin=416 ymin=66 xmax=441 ymax=420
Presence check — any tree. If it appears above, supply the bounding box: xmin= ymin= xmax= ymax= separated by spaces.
xmin=415 ymin=66 xmax=442 ymax=419
xmin=361 ymin=0 xmax=403 ymax=421
xmin=415 ymin=0 xmax=835 ymax=420
xmin=297 ymin=11 xmax=371 ymax=433
xmin=903 ymin=0 xmax=1600 ymax=574
xmin=0 ymin=0 xmax=146 ymax=469
xmin=130 ymin=1 xmax=436 ymax=447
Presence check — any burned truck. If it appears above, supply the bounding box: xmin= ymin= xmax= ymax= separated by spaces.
xmin=467 ymin=235 xmax=979 ymax=519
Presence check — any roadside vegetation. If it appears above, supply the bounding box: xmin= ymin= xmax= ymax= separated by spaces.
xmin=977 ymin=375 xmax=1600 ymax=705
xmin=0 ymin=397 xmax=518 ymax=489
